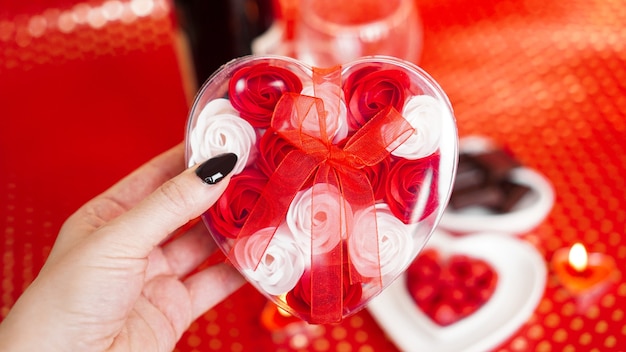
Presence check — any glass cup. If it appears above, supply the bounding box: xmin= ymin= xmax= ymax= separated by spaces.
xmin=293 ymin=0 xmax=423 ymax=66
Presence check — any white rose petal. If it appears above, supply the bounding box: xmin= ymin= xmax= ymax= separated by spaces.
xmin=188 ymin=98 xmax=257 ymax=174
xmin=233 ymin=226 xmax=305 ymax=296
xmin=286 ymin=183 xmax=353 ymax=256
xmin=349 ymin=204 xmax=414 ymax=280
xmin=301 ymin=84 xmax=349 ymax=143
xmin=391 ymin=95 xmax=443 ymax=160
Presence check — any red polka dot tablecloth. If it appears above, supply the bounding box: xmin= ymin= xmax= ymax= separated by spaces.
xmin=1 ymin=0 xmax=626 ymax=351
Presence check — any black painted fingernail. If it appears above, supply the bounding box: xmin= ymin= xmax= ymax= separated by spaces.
xmin=195 ymin=153 xmax=238 ymax=184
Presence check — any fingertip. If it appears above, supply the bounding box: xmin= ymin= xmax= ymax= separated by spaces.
xmin=195 ymin=153 xmax=238 ymax=185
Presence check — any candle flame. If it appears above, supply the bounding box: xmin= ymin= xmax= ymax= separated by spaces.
xmin=568 ymin=242 xmax=588 ymax=272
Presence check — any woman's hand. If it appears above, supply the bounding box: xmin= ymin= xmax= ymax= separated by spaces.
xmin=0 ymin=144 xmax=244 ymax=352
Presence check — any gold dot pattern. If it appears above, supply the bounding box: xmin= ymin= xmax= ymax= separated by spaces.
xmin=0 ymin=1 xmax=174 ymax=75
xmin=2 ymin=0 xmax=626 ymax=351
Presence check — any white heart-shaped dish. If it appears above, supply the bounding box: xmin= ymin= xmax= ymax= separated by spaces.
xmin=367 ymin=230 xmax=546 ymax=352
xmin=438 ymin=135 xmax=555 ymax=235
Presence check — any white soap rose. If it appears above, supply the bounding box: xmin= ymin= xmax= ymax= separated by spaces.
xmin=348 ymin=203 xmax=414 ymax=280
xmin=300 ymin=84 xmax=349 ymax=143
xmin=188 ymin=98 xmax=257 ymax=174
xmin=391 ymin=95 xmax=442 ymax=160
xmin=286 ymin=183 xmax=353 ymax=256
xmin=233 ymin=225 xmax=305 ymax=296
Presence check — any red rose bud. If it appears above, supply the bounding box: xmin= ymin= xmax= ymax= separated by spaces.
xmin=385 ymin=155 xmax=440 ymax=224
xmin=206 ymin=169 xmax=268 ymax=238
xmin=257 ymin=128 xmax=298 ymax=178
xmin=229 ymin=63 xmax=303 ymax=128
xmin=343 ymin=67 xmax=411 ymax=130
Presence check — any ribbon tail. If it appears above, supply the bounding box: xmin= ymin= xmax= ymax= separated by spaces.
xmin=307 ymin=164 xmax=383 ymax=323
xmin=340 ymin=169 xmax=383 ymax=301
xmin=309 ymin=164 xmax=344 ymax=323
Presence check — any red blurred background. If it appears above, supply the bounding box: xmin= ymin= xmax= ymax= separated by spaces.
xmin=2 ymin=0 xmax=625 ymax=351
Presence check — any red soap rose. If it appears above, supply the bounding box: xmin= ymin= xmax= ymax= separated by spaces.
xmin=205 ymin=169 xmax=268 ymax=238
xmin=229 ymin=63 xmax=303 ymax=128
xmin=286 ymin=255 xmax=363 ymax=321
xmin=257 ymin=129 xmax=298 ymax=177
xmin=343 ymin=67 xmax=412 ymax=130
xmin=385 ymin=155 xmax=440 ymax=224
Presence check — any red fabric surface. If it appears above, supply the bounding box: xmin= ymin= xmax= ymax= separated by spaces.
xmin=2 ymin=0 xmax=626 ymax=351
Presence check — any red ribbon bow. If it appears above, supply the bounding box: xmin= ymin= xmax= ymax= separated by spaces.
xmin=235 ymin=66 xmax=414 ymax=323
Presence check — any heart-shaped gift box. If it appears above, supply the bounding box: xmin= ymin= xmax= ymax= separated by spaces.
xmin=184 ymin=55 xmax=458 ymax=323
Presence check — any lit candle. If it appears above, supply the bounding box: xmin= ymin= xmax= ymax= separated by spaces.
xmin=260 ymin=299 xmax=301 ymax=332
xmin=259 ymin=300 xmax=322 ymax=349
xmin=552 ymin=242 xmax=619 ymax=311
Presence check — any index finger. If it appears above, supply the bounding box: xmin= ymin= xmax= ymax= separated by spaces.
xmin=54 ymin=144 xmax=187 ymax=257
xmin=91 ymin=153 xmax=237 ymax=259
